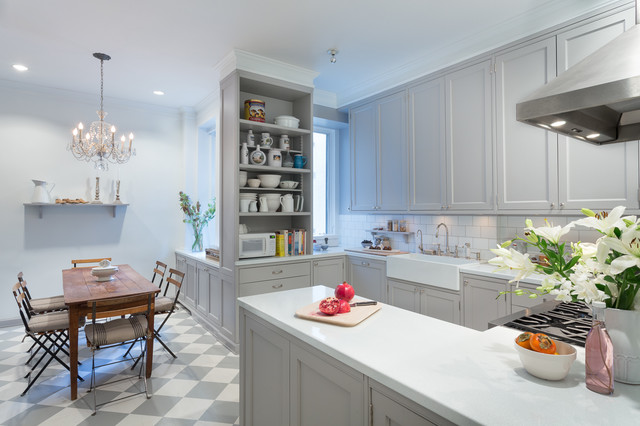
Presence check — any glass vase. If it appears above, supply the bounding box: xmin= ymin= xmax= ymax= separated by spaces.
xmin=191 ymin=224 xmax=204 ymax=252
xmin=585 ymin=301 xmax=614 ymax=394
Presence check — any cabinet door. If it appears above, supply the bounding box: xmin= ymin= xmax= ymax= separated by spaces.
xmin=207 ymin=268 xmax=222 ymax=326
xmin=462 ymin=274 xmax=508 ymax=331
xmin=408 ymin=78 xmax=446 ymax=211
xmin=175 ymin=255 xmax=187 ymax=303
xmin=496 ymin=38 xmax=558 ymax=210
xmin=290 ymin=344 xmax=364 ymax=426
xmin=387 ymin=279 xmax=420 ymax=314
xmin=184 ymin=258 xmax=197 ymax=308
xmin=422 ymin=288 xmax=461 ymax=325
xmin=445 ymin=60 xmax=493 ymax=210
xmin=378 ymin=91 xmax=408 ymax=211
xmin=312 ymin=257 xmax=345 ymax=287
xmin=371 ymin=388 xmax=437 ymax=426
xmin=196 ymin=263 xmax=210 ymax=315
xmin=348 ymin=257 xmax=386 ymax=302
xmin=351 ymin=102 xmax=378 ymax=211
xmin=242 ymin=315 xmax=290 ymax=426
xmin=557 ymin=8 xmax=639 ymax=211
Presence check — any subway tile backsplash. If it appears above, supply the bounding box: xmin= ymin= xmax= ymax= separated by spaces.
xmin=337 ymin=214 xmax=600 ymax=261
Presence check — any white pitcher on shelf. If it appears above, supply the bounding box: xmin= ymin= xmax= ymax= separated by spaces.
xmin=31 ymin=180 xmax=55 ymax=204
xmin=259 ymin=196 xmax=269 ymax=212
xmin=280 ymin=194 xmax=294 ymax=212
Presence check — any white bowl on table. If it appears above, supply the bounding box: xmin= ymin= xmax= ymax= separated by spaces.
xmin=257 ymin=174 xmax=281 ymax=188
xmin=91 ymin=266 xmax=119 ymax=282
xmin=514 ymin=340 xmax=576 ymax=380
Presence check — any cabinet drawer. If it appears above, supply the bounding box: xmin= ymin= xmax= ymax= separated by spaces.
xmin=239 ymin=262 xmax=310 ymax=284
xmin=239 ymin=275 xmax=311 ymax=297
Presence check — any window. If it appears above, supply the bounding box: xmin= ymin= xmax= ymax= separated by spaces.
xmin=312 ymin=128 xmax=337 ymax=236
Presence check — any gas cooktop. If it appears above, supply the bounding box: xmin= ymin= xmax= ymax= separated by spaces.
xmin=489 ymin=301 xmax=592 ymax=347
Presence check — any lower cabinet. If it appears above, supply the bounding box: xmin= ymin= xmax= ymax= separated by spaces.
xmin=312 ymin=257 xmax=345 ymax=287
xmin=348 ymin=255 xmax=387 ymax=302
xmin=238 ymin=261 xmax=311 ymax=298
xmin=387 ymin=279 xmax=461 ymax=325
xmin=462 ymin=274 xmax=508 ymax=331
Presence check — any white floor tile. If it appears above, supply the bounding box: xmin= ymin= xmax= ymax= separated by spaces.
xmin=201 ymin=368 xmax=238 ymax=384
xmin=215 ymin=384 xmax=239 ymax=402
xmin=190 ymin=354 xmax=225 ymax=367
xmin=39 ymin=406 xmax=94 ymax=425
xmin=154 ymin=379 xmax=198 ymax=397
xmin=0 ymin=400 xmax=34 ymax=424
xmin=164 ymin=396 xmax=212 ymax=420
xmin=179 ymin=343 xmax=212 ymax=354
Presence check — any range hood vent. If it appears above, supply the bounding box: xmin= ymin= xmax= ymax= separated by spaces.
xmin=516 ymin=9 xmax=640 ymax=145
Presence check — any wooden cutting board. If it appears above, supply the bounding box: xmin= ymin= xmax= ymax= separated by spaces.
xmin=295 ymin=300 xmax=381 ymax=327
xmin=345 ymin=248 xmax=409 ymax=256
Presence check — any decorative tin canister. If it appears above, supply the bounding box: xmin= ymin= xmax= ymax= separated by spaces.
xmin=244 ymin=99 xmax=265 ymax=122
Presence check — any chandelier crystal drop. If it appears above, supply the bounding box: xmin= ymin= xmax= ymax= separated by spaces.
xmin=68 ymin=53 xmax=135 ymax=171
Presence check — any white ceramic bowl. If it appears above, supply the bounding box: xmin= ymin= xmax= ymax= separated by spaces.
xmin=257 ymin=174 xmax=281 ymax=188
xmin=247 ymin=179 xmax=261 ymax=188
xmin=91 ymin=266 xmax=119 ymax=282
xmin=239 ymin=171 xmax=247 ymax=187
xmin=262 ymin=193 xmax=281 ymax=212
xmin=279 ymin=181 xmax=299 ymax=189
xmin=514 ymin=340 xmax=576 ymax=381
xmin=274 ymin=115 xmax=300 ymax=129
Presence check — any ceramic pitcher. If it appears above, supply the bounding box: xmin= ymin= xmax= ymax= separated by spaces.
xmin=31 ymin=180 xmax=55 ymax=203
xmin=280 ymin=194 xmax=294 ymax=212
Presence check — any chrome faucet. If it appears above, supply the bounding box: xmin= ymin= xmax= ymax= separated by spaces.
xmin=435 ymin=223 xmax=450 ymax=256
xmin=417 ymin=229 xmax=423 ymax=253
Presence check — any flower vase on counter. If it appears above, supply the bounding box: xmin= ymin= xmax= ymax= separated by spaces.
xmin=179 ymin=191 xmax=216 ymax=253
xmin=191 ymin=223 xmax=204 ymax=252
xmin=605 ymin=307 xmax=640 ymax=384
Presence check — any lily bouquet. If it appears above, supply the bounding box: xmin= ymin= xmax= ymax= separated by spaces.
xmin=489 ymin=206 xmax=640 ymax=311
xmin=179 ymin=191 xmax=216 ymax=252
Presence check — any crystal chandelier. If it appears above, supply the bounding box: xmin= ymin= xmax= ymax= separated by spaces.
xmin=69 ymin=53 xmax=135 ymax=171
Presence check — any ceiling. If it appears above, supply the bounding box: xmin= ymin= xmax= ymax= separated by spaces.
xmin=0 ymin=0 xmax=625 ymax=110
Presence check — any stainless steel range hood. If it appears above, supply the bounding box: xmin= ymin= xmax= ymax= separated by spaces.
xmin=516 ymin=6 xmax=640 ymax=145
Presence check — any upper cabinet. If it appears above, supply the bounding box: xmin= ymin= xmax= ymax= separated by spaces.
xmin=445 ymin=60 xmax=494 ymax=211
xmin=350 ymin=91 xmax=408 ymax=212
xmin=495 ymin=38 xmax=558 ymax=211
xmin=556 ymin=8 xmax=639 ymax=211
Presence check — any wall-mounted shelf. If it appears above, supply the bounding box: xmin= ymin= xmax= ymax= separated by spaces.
xmin=239 ymin=212 xmax=310 ymax=217
xmin=24 ymin=203 xmax=128 ymax=219
xmin=366 ymin=229 xmax=414 ymax=243
xmin=239 ymin=119 xmax=311 ymax=137
xmin=240 ymin=187 xmax=303 ymax=193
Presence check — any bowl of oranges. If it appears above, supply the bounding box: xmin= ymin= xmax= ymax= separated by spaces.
xmin=513 ymin=332 xmax=577 ymax=381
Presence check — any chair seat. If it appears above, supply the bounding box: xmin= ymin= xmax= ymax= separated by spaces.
xmin=154 ymin=296 xmax=174 ymax=314
xmin=85 ymin=315 xmax=148 ymax=347
xmin=29 ymin=311 xmax=85 ymax=333
xmin=29 ymin=295 xmax=67 ymax=313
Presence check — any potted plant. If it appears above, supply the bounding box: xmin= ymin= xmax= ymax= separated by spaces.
xmin=179 ymin=191 xmax=216 ymax=252
xmin=489 ymin=206 xmax=640 ymax=384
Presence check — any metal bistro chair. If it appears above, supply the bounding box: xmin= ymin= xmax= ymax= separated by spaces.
xmin=71 ymin=258 xmax=112 ymax=268
xmin=13 ymin=292 xmax=84 ymax=396
xmin=16 ymin=272 xmax=67 ymax=315
xmin=84 ymin=293 xmax=153 ymax=415
xmin=123 ymin=268 xmax=184 ymax=362
xmin=151 ymin=261 xmax=168 ymax=289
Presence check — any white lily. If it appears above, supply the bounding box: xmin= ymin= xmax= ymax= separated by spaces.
xmin=569 ymin=267 xmax=609 ymax=304
xmin=571 ymin=242 xmax=597 ymax=261
xmin=525 ymin=219 xmax=574 ymax=244
xmin=488 ymin=246 xmax=537 ymax=282
xmin=574 ymin=205 xmax=632 ymax=236
xmin=599 ymin=224 xmax=640 ymax=274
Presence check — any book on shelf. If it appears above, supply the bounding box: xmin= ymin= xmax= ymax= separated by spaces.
xmin=275 ymin=229 xmax=307 ymax=256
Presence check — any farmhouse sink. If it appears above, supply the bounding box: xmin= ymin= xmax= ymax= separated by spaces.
xmin=386 ymin=253 xmax=479 ymax=291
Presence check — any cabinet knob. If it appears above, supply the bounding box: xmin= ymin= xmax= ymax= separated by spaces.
xmin=464 ymin=280 xmax=469 ymax=287
xmin=272 ymin=269 xmax=283 ymax=275
xmin=550 ymin=202 xmax=555 ymax=208
xmin=272 ymin=283 xmax=283 ymax=289
xmin=313 ymin=261 xmax=318 ymax=266
xmin=361 ymin=261 xmax=370 ymax=267
xmin=560 ymin=202 xmax=565 ymax=207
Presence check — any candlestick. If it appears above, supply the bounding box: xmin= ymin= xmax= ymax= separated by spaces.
xmin=91 ymin=176 xmax=103 ymax=204
xmin=114 ymin=179 xmax=122 ymax=204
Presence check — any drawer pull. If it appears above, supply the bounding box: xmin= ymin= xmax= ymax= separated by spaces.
xmin=272 ymin=283 xmax=283 ymax=289
xmin=313 ymin=262 xmax=318 ymax=266
xmin=361 ymin=261 xmax=370 ymax=266
xmin=272 ymin=269 xmax=283 ymax=275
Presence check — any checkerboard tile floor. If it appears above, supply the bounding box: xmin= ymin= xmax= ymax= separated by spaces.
xmin=0 ymin=306 xmax=240 ymax=425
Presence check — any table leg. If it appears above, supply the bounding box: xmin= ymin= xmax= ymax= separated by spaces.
xmin=68 ymin=304 xmax=79 ymax=400
xmin=146 ymin=307 xmax=154 ymax=378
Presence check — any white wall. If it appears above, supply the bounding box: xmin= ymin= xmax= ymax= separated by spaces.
xmin=0 ymin=81 xmax=185 ymax=323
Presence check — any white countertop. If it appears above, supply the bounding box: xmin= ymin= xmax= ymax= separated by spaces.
xmin=238 ymin=286 xmax=640 ymax=425
xmin=460 ymin=262 xmax=546 ymax=285
xmin=175 ymin=249 xmax=220 ymax=268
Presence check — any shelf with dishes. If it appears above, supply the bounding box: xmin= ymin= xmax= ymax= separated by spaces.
xmin=24 ymin=202 xmax=128 ymax=219
xmin=239 ymin=119 xmax=311 ymax=137
xmin=239 ymin=164 xmax=310 ymax=173
xmin=241 ymin=144 xmax=302 ymax=155
xmin=240 ymin=187 xmax=302 ymax=193
xmin=239 ymin=212 xmax=310 ymax=217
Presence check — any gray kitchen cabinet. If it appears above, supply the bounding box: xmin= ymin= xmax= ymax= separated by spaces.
xmin=408 ymin=77 xmax=446 ymax=211
xmin=556 ymin=8 xmax=639 ymax=211
xmin=462 ymin=273 xmax=508 ymax=331
xmin=289 ymin=344 xmax=365 ymax=426
xmin=312 ymin=256 xmax=345 ymax=287
xmin=196 ymin=263 xmax=210 ymax=315
xmin=350 ymin=90 xmax=408 ymax=212
xmin=495 ymin=37 xmax=558 ymax=211
xmin=179 ymin=256 xmax=197 ymax=308
xmin=387 ymin=278 xmax=460 ymax=325
xmin=241 ymin=315 xmax=290 ymax=426
xmin=238 ymin=261 xmax=311 ymax=298
xmin=348 ymin=255 xmax=387 ymax=302
xmin=444 ymin=59 xmax=493 ymax=210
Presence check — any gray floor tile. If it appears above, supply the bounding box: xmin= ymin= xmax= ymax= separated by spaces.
xmin=130 ymin=394 xmax=183 ymax=417
xmin=3 ymin=404 xmax=63 ymax=426
xmin=185 ymin=381 xmax=227 ymax=400
xmin=199 ymin=400 xmax=240 ymax=423
xmin=173 ymin=365 xmax=216 ymax=381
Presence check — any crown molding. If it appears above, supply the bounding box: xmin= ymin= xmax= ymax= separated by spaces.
xmin=313 ymin=89 xmax=338 ymax=109
xmin=215 ymin=49 xmax=318 ymax=88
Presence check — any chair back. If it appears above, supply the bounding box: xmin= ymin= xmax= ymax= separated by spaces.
xmin=13 ymin=291 xmax=32 ymax=330
xmin=87 ymin=294 xmax=154 ymax=321
xmin=152 ymin=261 xmax=168 ymax=288
xmin=71 ymin=258 xmax=112 ymax=268
xmin=17 ymin=272 xmax=33 ymax=299
xmin=163 ymin=268 xmax=185 ymax=299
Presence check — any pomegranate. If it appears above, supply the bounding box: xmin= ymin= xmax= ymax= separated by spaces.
xmin=318 ymin=297 xmax=340 ymax=316
xmin=338 ymin=299 xmax=351 ymax=314
xmin=335 ymin=282 xmax=355 ymax=302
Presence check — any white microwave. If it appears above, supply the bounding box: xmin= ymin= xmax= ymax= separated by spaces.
xmin=239 ymin=233 xmax=276 ymax=258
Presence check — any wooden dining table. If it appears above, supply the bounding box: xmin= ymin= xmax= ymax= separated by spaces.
xmin=62 ymin=264 xmax=160 ymax=400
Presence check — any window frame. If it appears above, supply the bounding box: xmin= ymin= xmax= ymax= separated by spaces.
xmin=313 ymin=126 xmax=338 ymax=236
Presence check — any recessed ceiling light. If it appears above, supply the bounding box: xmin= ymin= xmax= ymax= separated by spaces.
xmin=586 ymin=133 xmax=600 ymax=139
xmin=550 ymin=120 xmax=566 ymax=127
xmin=153 ymin=90 xmax=164 ymax=96
xmin=539 ymin=124 xmax=550 ymax=129
xmin=12 ymin=64 xmax=28 ymax=72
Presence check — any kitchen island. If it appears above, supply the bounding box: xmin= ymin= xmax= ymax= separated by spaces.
xmin=239 ymin=286 xmax=640 ymax=425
